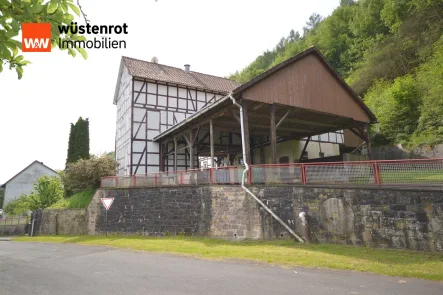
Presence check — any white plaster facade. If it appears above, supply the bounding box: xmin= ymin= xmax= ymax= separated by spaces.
xmin=2 ymin=161 xmax=59 ymax=207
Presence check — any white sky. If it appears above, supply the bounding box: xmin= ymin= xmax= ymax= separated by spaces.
xmin=0 ymin=0 xmax=339 ymax=183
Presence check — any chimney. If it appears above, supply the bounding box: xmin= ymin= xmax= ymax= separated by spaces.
xmin=151 ymin=57 xmax=158 ymax=63
xmin=184 ymin=64 xmax=190 ymax=73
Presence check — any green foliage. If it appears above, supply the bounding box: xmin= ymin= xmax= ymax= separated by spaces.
xmin=410 ymin=37 xmax=443 ymax=145
xmin=365 ymin=75 xmax=421 ymax=143
xmin=2 ymin=175 xmax=63 ymax=215
xmin=3 ymin=194 xmax=31 ymax=216
xmin=49 ymin=189 xmax=95 ymax=209
xmin=0 ymin=0 xmax=87 ymax=79
xmin=28 ymin=175 xmax=64 ymax=209
xmin=62 ymin=155 xmax=117 ymax=196
xmin=230 ymin=0 xmax=443 ymax=147
xmin=66 ymin=117 xmax=90 ymax=165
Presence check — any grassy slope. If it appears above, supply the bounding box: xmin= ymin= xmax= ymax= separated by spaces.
xmin=49 ymin=190 xmax=95 ymax=209
xmin=14 ymin=236 xmax=443 ymax=281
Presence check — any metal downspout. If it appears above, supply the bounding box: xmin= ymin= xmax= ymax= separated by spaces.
xmin=229 ymin=94 xmax=304 ymax=243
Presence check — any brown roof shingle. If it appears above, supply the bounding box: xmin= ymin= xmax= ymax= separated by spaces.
xmin=122 ymin=56 xmax=241 ymax=93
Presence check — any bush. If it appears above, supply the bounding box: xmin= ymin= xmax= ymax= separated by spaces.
xmin=3 ymin=176 xmax=64 ymax=215
xmin=3 ymin=194 xmax=32 ymax=216
xmin=62 ymin=155 xmax=117 ymax=196
xmin=28 ymin=176 xmax=64 ymax=209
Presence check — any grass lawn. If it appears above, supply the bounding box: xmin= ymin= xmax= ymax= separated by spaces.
xmin=49 ymin=190 xmax=96 ymax=209
xmin=14 ymin=235 xmax=443 ymax=281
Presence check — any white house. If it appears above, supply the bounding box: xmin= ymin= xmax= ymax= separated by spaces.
xmin=1 ymin=161 xmax=59 ymax=207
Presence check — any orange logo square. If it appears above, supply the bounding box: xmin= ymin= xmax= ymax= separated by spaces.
xmin=22 ymin=23 xmax=52 ymax=52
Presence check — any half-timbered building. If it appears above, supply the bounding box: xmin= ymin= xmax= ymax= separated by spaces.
xmin=113 ymin=47 xmax=375 ymax=176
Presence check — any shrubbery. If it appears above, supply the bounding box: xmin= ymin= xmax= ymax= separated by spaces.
xmin=61 ymin=154 xmax=117 ymax=196
xmin=3 ymin=176 xmax=64 ymax=216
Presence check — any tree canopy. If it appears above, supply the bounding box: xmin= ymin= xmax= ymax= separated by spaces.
xmin=66 ymin=116 xmax=90 ymax=166
xmin=229 ymin=0 xmax=443 ymax=147
xmin=0 ymin=0 xmax=87 ymax=79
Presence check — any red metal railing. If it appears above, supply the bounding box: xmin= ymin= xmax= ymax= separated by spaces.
xmin=0 ymin=215 xmax=29 ymax=226
xmin=100 ymin=159 xmax=443 ymax=188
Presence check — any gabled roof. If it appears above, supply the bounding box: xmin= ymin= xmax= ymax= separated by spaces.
xmin=233 ymin=46 xmax=377 ymax=123
xmin=1 ymin=161 xmax=58 ymax=188
xmin=113 ymin=57 xmax=241 ymax=104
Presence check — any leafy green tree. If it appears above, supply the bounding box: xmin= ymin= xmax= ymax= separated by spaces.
xmin=62 ymin=155 xmax=117 ymax=196
xmin=3 ymin=194 xmax=31 ymax=215
xmin=28 ymin=175 xmax=64 ymax=210
xmin=3 ymin=176 xmax=63 ymax=214
xmin=303 ymin=13 xmax=323 ymax=35
xmin=0 ymin=0 xmax=87 ymax=79
xmin=365 ymin=75 xmax=421 ymax=143
xmin=411 ymin=37 xmax=443 ymax=145
xmin=229 ymin=0 xmax=443 ymax=148
xmin=66 ymin=117 xmax=90 ymax=165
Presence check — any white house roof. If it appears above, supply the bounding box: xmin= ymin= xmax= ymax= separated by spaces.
xmin=1 ymin=161 xmax=58 ymax=188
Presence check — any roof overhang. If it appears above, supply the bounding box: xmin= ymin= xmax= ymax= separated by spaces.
xmin=233 ymin=47 xmax=377 ymax=123
xmin=154 ymin=96 xmax=368 ymax=145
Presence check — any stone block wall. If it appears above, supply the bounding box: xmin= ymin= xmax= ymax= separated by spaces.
xmin=250 ymin=186 xmax=443 ymax=251
xmin=95 ymin=187 xmax=212 ymax=236
xmin=28 ymin=185 xmax=443 ymax=251
xmin=33 ymin=208 xmax=88 ymax=236
xmin=0 ymin=224 xmax=28 ymax=236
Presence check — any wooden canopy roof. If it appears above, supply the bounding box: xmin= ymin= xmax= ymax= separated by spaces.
xmin=154 ymin=47 xmax=376 ymax=146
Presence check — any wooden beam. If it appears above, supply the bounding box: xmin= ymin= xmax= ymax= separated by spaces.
xmin=159 ymin=140 xmax=164 ymax=172
xmin=298 ymin=137 xmax=311 ymax=162
xmin=270 ymin=104 xmax=277 ymax=164
xmin=365 ymin=124 xmax=372 ymax=160
xmin=173 ymin=136 xmax=177 ymax=171
xmin=192 ymin=125 xmax=201 ymax=146
xmin=349 ymin=127 xmax=367 ymax=142
xmin=242 ymin=99 xmax=251 ymax=164
xmin=189 ymin=129 xmax=194 ymax=169
xmin=229 ymin=109 xmax=241 ymax=123
xmin=276 ymin=109 xmax=291 ymax=129
xmin=210 ymin=119 xmax=214 ymax=168
xmin=247 ymin=111 xmax=338 ymax=128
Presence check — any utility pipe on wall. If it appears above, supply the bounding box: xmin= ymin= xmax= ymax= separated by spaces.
xmin=229 ymin=93 xmax=304 ymax=243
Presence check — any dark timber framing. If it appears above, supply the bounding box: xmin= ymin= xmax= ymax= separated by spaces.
xmin=270 ymin=104 xmax=277 ymax=164
xmin=130 ymin=78 xmax=226 ymax=174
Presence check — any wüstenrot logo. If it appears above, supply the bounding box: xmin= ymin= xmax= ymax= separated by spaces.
xmin=22 ymin=23 xmax=52 ymax=52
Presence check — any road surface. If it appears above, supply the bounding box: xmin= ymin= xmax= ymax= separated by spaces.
xmin=0 ymin=241 xmax=441 ymax=294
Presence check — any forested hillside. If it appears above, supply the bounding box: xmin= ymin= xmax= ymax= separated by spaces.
xmin=230 ymin=0 xmax=443 ymax=147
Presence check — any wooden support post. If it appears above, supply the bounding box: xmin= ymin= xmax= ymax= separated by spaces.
xmin=159 ymin=140 xmax=164 ymax=172
xmin=270 ymin=104 xmax=277 ymax=164
xmin=189 ymin=130 xmax=194 ymax=169
xmin=365 ymin=124 xmax=372 ymax=160
xmin=298 ymin=137 xmax=311 ymax=162
xmin=242 ymin=99 xmax=251 ymax=165
xmin=173 ymin=136 xmax=177 ymax=171
xmin=210 ymin=119 xmax=214 ymax=168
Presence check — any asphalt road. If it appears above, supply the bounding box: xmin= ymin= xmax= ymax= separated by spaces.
xmin=0 ymin=241 xmax=442 ymax=295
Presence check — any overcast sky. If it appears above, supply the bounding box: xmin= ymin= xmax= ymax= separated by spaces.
xmin=0 ymin=0 xmax=339 ymax=183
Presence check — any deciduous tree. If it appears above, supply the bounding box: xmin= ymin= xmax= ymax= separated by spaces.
xmin=0 ymin=0 xmax=87 ymax=79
